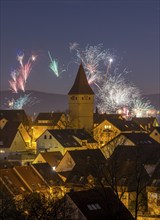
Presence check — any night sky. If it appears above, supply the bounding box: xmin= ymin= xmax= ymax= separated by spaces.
xmin=1 ymin=0 xmax=159 ymax=95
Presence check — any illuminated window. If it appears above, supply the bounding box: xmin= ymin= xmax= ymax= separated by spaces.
xmin=104 ymin=125 xmax=111 ymax=129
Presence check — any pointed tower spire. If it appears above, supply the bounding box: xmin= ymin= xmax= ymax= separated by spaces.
xmin=68 ymin=64 xmax=94 ymax=131
xmin=68 ymin=64 xmax=94 ymax=95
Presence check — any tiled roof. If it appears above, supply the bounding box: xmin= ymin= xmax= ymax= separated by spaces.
xmin=132 ymin=117 xmax=158 ymax=127
xmin=32 ymin=163 xmax=63 ymax=186
xmin=0 ymin=109 xmax=29 ymax=125
xmin=48 ymin=129 xmax=81 ymax=148
xmin=59 ymin=149 xmax=106 ymax=184
xmin=0 ymin=168 xmax=30 ymax=196
xmin=68 ymin=64 xmax=94 ymax=95
xmin=151 ymin=126 xmax=160 ymax=134
xmin=109 ymin=132 xmax=158 ymax=145
xmin=67 ymin=188 xmax=134 ymax=220
xmin=94 ymin=113 xmax=123 ymax=124
xmin=47 ymin=129 xmax=96 ymax=148
xmin=39 ymin=151 xmax=63 ymax=167
xmin=13 ymin=165 xmax=48 ymax=191
xmin=0 ymin=121 xmax=22 ymax=149
xmin=34 ymin=112 xmax=63 ymax=125
xmin=110 ymin=144 xmax=160 ymax=164
xmin=68 ymin=149 xmax=106 ymax=164
xmin=94 ymin=113 xmax=143 ymax=131
xmin=57 ymin=149 xmax=106 ymax=183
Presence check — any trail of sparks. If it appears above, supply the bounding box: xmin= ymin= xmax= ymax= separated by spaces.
xmin=131 ymin=98 xmax=153 ymax=117
xmin=69 ymin=42 xmax=113 ymax=85
xmin=6 ymin=94 xmax=39 ymax=110
xmin=70 ymin=42 xmax=155 ymax=117
xmin=48 ymin=51 xmax=65 ymax=77
xmin=9 ymin=52 xmax=36 ymax=93
xmin=97 ymin=71 xmax=140 ymax=114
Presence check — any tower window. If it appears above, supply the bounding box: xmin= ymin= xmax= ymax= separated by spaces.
xmin=71 ymin=96 xmax=77 ymax=100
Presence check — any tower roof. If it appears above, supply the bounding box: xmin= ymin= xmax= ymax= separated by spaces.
xmin=68 ymin=64 xmax=94 ymax=95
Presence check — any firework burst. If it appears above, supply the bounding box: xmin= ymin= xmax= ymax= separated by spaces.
xmin=131 ymin=98 xmax=153 ymax=117
xmin=6 ymin=94 xmax=39 ymax=110
xmin=48 ymin=51 xmax=65 ymax=77
xmin=9 ymin=52 xmax=36 ymax=93
xmin=70 ymin=43 xmax=113 ymax=85
xmin=97 ymin=71 xmax=140 ymax=113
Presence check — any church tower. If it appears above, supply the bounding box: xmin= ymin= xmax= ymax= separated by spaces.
xmin=68 ymin=64 xmax=94 ymax=131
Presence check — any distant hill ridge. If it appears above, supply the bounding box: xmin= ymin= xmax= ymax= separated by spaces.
xmin=0 ymin=90 xmax=159 ymax=115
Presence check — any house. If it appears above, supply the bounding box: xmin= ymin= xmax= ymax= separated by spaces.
xmin=56 ymin=149 xmax=106 ymax=173
xmin=0 ymin=121 xmax=29 ymax=158
xmin=0 ymin=109 xmax=30 ymax=130
xmin=32 ymin=112 xmax=66 ymax=139
xmin=33 ymin=151 xmax=63 ymax=169
xmin=109 ymin=144 xmax=160 ymax=167
xmin=7 ymin=152 xmax=36 ymax=166
xmin=66 ymin=188 xmax=134 ymax=220
xmin=0 ymin=163 xmax=63 ymax=199
xmin=56 ymin=149 xmax=106 ymax=188
xmin=150 ymin=126 xmax=160 ymax=143
xmin=147 ymin=161 xmax=160 ymax=216
xmin=31 ymin=163 xmax=64 ymax=197
xmin=132 ymin=117 xmax=159 ymax=133
xmin=36 ymin=129 xmax=97 ymax=155
xmin=104 ymin=159 xmax=149 ymax=213
xmin=93 ymin=113 xmax=143 ymax=147
xmin=0 ymin=159 xmax=21 ymax=169
xmin=102 ymin=132 xmax=159 ymax=158
xmin=31 ymin=163 xmax=63 ymax=186
xmin=0 ymin=118 xmax=8 ymax=129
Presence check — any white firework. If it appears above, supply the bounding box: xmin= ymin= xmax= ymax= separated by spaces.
xmin=131 ymin=98 xmax=153 ymax=117
xmin=70 ymin=43 xmax=112 ymax=85
xmin=97 ymin=71 xmax=140 ymax=113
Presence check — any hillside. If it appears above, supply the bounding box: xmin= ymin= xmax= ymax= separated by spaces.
xmin=0 ymin=90 xmax=68 ymax=115
xmin=0 ymin=90 xmax=159 ymax=115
